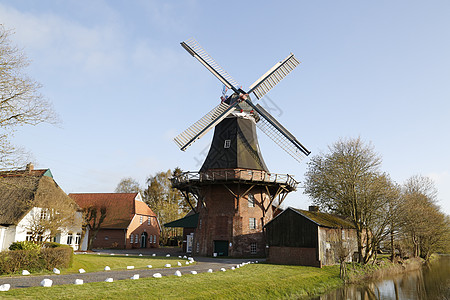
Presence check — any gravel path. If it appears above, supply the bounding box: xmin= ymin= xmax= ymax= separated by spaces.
xmin=0 ymin=257 xmax=261 ymax=290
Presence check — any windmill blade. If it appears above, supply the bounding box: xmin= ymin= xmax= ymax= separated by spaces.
xmin=174 ymin=101 xmax=240 ymax=151
xmin=181 ymin=38 xmax=240 ymax=93
xmin=245 ymin=100 xmax=310 ymax=162
xmin=248 ymin=54 xmax=300 ymax=100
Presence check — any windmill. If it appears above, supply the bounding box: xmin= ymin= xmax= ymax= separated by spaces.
xmin=170 ymin=38 xmax=310 ymax=257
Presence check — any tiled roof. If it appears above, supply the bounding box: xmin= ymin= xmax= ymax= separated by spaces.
xmin=69 ymin=193 xmax=156 ymax=229
xmin=292 ymin=208 xmax=355 ymax=229
xmin=164 ymin=213 xmax=199 ymax=228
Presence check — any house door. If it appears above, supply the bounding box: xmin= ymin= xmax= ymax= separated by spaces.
xmin=186 ymin=233 xmax=194 ymax=253
xmin=140 ymin=233 xmax=147 ymax=248
xmin=214 ymin=240 xmax=228 ymax=256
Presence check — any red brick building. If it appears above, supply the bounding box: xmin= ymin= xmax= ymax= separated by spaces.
xmin=69 ymin=193 xmax=160 ymax=249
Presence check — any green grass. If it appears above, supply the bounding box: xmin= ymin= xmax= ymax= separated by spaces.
xmin=0 ymin=263 xmax=342 ymax=299
xmin=1 ymin=254 xmax=190 ymax=277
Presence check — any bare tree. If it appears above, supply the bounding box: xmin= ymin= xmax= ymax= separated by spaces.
xmin=0 ymin=25 xmax=58 ymax=170
xmin=398 ymin=175 xmax=449 ymax=260
xmin=115 ymin=177 xmax=142 ymax=193
xmin=304 ymin=137 xmax=398 ymax=264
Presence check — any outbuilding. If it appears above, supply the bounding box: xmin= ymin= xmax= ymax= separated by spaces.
xmin=265 ymin=206 xmax=358 ymax=267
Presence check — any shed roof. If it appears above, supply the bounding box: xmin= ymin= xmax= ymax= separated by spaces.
xmin=291 ymin=208 xmax=355 ymax=229
xmin=164 ymin=213 xmax=199 ymax=228
xmin=69 ymin=193 xmax=156 ymax=229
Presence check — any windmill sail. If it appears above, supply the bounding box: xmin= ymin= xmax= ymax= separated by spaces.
xmin=248 ymin=54 xmax=300 ymax=100
xmin=181 ymin=39 xmax=240 ymax=93
xmin=174 ymin=101 xmax=240 ymax=151
xmin=245 ymin=100 xmax=310 ymax=162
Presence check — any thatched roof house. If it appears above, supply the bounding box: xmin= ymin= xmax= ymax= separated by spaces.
xmin=0 ymin=164 xmax=83 ymax=251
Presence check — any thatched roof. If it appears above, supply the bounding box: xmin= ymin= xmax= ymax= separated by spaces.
xmin=0 ymin=168 xmax=77 ymax=226
xmin=292 ymin=208 xmax=355 ymax=229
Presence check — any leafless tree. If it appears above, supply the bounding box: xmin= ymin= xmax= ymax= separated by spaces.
xmin=0 ymin=25 xmax=58 ymax=170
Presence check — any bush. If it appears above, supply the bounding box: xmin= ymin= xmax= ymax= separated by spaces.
xmin=42 ymin=242 xmax=71 ymax=249
xmin=8 ymin=241 xmax=41 ymax=251
xmin=0 ymin=246 xmax=73 ymax=275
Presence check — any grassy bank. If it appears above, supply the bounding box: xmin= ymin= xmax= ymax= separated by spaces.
xmin=0 ymin=263 xmax=343 ymax=299
xmin=346 ymin=257 xmax=424 ymax=283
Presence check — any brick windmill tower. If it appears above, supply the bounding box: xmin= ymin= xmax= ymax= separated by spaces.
xmin=172 ymin=39 xmax=310 ymax=257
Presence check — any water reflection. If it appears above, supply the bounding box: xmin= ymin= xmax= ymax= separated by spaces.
xmin=315 ymin=255 xmax=450 ymax=300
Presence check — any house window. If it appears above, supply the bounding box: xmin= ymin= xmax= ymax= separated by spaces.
xmin=40 ymin=208 xmax=48 ymax=220
xmin=26 ymin=232 xmax=33 ymax=241
xmin=148 ymin=217 xmax=151 ymax=226
xmin=224 ymin=139 xmax=231 ymax=148
xmin=135 ymin=234 xmax=139 ymax=243
xmin=248 ymin=194 xmax=255 ymax=207
xmin=153 ymin=235 xmax=156 ymax=244
xmin=75 ymin=233 xmax=81 ymax=245
xmin=67 ymin=233 xmax=73 ymax=245
xmin=249 ymin=218 xmax=256 ymax=230
xmin=130 ymin=234 xmax=134 ymax=243
xmin=149 ymin=235 xmax=153 ymax=243
xmin=140 ymin=215 xmax=143 ymax=224
xmin=250 ymin=242 xmax=257 ymax=254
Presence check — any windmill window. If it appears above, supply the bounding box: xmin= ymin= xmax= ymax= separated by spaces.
xmin=248 ymin=194 xmax=255 ymax=207
xmin=249 ymin=218 xmax=256 ymax=230
xmin=250 ymin=242 xmax=257 ymax=254
xmin=224 ymin=140 xmax=231 ymax=148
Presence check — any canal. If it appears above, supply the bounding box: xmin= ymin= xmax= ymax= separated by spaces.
xmin=315 ymin=255 xmax=450 ymax=299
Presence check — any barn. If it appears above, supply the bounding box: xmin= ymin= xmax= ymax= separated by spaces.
xmin=265 ymin=206 xmax=358 ymax=267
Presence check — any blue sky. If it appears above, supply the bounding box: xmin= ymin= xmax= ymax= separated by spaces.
xmin=1 ymin=1 xmax=449 ymax=215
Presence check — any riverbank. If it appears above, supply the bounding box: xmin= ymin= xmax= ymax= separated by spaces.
xmin=345 ymin=257 xmax=424 ymax=283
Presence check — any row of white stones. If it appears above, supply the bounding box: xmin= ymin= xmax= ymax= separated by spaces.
xmin=0 ymin=259 xmax=259 ymax=291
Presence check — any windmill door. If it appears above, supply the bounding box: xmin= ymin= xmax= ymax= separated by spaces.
xmin=214 ymin=240 xmax=228 ymax=256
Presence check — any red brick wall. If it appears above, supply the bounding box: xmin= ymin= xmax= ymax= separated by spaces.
xmin=126 ymin=215 xmax=160 ymax=249
xmin=193 ymin=184 xmax=273 ymax=257
xmin=268 ymin=246 xmax=321 ymax=267
xmin=92 ymin=229 xmax=126 ymax=249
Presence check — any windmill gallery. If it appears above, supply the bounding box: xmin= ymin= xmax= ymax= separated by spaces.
xmin=166 ymin=39 xmax=316 ymax=258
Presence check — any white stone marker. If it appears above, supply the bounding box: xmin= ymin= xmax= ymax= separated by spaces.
xmin=152 ymin=253 xmax=156 ymax=257
xmin=105 ymin=278 xmax=113 ymax=282
xmin=190 ymin=271 xmax=197 ymax=275
xmin=220 ymin=268 xmax=226 ymax=272
xmin=164 ymin=264 xmax=171 ymax=268
xmin=40 ymin=279 xmax=53 ymax=287
xmin=53 ymin=268 xmax=60 ymax=274
xmin=139 ymin=254 xmax=143 ymax=256
xmin=79 ymin=268 xmax=86 ymax=273
xmin=147 ymin=265 xmax=153 ymax=268
xmin=166 ymin=254 xmax=170 ymax=257
xmin=185 ymin=261 xmax=190 ymax=265
xmin=22 ymin=270 xmax=30 ymax=275
xmin=130 ymin=274 xmax=139 ymax=280
xmin=104 ymin=266 xmax=111 ymax=271
xmin=174 ymin=270 xmax=182 ymax=277
xmin=74 ymin=279 xmax=84 ymax=285
xmin=207 ymin=269 xmax=213 ymax=273
xmin=0 ymin=284 xmax=10 ymax=292
xmin=127 ymin=266 xmax=135 ymax=270
xmin=153 ymin=273 xmax=162 ymax=278
xmin=177 ymin=262 xmax=182 ymax=266
xmin=231 ymin=267 xmax=235 ymax=270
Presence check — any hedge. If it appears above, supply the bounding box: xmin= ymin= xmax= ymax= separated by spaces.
xmin=0 ymin=246 xmax=73 ymax=275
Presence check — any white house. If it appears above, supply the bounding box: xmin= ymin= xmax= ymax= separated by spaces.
xmin=0 ymin=164 xmax=86 ymax=251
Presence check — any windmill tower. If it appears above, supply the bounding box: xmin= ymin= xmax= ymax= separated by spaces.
xmin=172 ymin=39 xmax=310 ymax=257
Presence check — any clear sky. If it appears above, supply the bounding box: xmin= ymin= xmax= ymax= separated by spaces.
xmin=1 ymin=1 xmax=449 ymax=215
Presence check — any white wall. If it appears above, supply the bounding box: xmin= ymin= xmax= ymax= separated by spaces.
xmin=1 ymin=207 xmax=84 ymax=251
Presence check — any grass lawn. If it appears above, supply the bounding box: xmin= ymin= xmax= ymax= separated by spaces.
xmin=0 ymin=254 xmax=190 ymax=277
xmin=0 ymin=263 xmax=342 ymax=299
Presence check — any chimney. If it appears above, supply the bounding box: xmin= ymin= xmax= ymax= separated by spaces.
xmin=25 ymin=163 xmax=34 ymax=173
xmin=308 ymin=205 xmax=319 ymax=212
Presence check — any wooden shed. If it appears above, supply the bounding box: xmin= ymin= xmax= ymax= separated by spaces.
xmin=265 ymin=206 xmax=358 ymax=267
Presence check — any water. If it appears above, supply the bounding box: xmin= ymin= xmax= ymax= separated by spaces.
xmin=316 ymin=256 xmax=450 ymax=300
